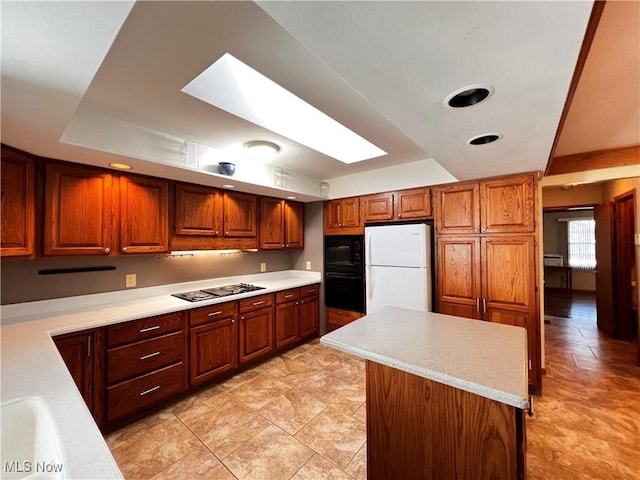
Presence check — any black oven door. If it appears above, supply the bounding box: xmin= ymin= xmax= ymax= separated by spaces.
xmin=325 ymin=272 xmax=365 ymax=313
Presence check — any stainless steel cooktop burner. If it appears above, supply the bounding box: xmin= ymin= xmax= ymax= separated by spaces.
xmin=172 ymin=283 xmax=265 ymax=302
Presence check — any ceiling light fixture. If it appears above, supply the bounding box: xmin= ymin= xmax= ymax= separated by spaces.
xmin=221 ymin=184 xmax=236 ymax=189
xmin=444 ymin=84 xmax=494 ymax=108
xmin=108 ymin=162 xmax=132 ymax=170
xmin=286 ymin=196 xmax=297 ymax=200
xmin=467 ymin=133 xmax=501 ymax=145
xmin=244 ymin=140 xmax=280 ymax=161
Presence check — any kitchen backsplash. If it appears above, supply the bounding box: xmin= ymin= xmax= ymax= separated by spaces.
xmin=0 ymin=250 xmax=293 ymax=305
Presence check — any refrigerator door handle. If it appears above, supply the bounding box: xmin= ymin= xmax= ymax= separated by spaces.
xmin=367 ymin=265 xmax=372 ymax=300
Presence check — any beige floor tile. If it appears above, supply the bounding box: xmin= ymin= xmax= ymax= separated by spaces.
xmin=352 ymin=403 xmax=366 ymax=424
xmin=295 ymin=407 xmax=366 ymax=469
xmin=259 ymin=389 xmax=327 ymax=435
xmin=105 ymin=409 xmax=176 ymax=451
xmin=222 ymin=425 xmax=313 ymax=480
xmin=109 ymin=415 xmax=201 ymax=480
xmin=227 ymin=373 xmax=291 ymax=409
xmin=150 ymin=445 xmax=236 ymax=480
xmin=291 ymin=454 xmax=353 ymax=480
xmin=344 ymin=442 xmax=366 ymax=480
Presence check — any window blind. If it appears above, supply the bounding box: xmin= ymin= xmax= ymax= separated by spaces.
xmin=567 ymin=219 xmax=596 ymax=270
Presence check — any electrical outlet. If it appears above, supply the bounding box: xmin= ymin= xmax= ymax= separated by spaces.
xmin=305 ymin=261 xmax=312 ymax=270
xmin=125 ymin=273 xmax=137 ymax=288
xmin=260 ymin=262 xmax=267 ymax=272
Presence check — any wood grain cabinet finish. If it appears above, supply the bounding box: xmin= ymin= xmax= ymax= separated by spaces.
xmin=396 ymin=187 xmax=431 ymax=219
xmin=324 ymin=197 xmax=362 ymax=235
xmin=238 ymin=294 xmax=274 ymax=364
xmin=299 ymin=291 xmax=320 ymax=339
xmin=174 ymin=183 xmax=222 ymax=237
xmin=434 ymin=182 xmax=481 ymax=234
xmin=325 ymin=307 xmax=364 ymax=333
xmin=259 ymin=197 xmax=304 ymax=250
xmin=362 ymin=193 xmax=395 ymax=222
xmin=223 ymin=190 xmax=257 ymax=238
xmin=189 ymin=303 xmax=238 ymax=386
xmin=275 ymin=300 xmax=299 ymax=348
xmin=274 ymin=285 xmax=320 ymax=348
xmin=44 ymin=163 xmax=117 ymax=256
xmin=54 ymin=331 xmax=95 ymax=413
xmin=480 ymin=175 xmax=536 ymax=233
xmin=1 ymin=150 xmax=36 ymax=257
xmin=120 ymin=175 xmax=169 ymax=254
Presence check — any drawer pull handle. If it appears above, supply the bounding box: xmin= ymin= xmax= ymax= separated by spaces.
xmin=139 ymin=325 xmax=160 ymax=333
xmin=285 ymin=294 xmax=294 ymax=298
xmin=252 ymin=301 xmax=265 ymax=306
xmin=139 ymin=386 xmax=160 ymax=396
xmin=207 ymin=311 xmax=223 ymax=317
xmin=140 ymin=351 xmax=161 ymax=360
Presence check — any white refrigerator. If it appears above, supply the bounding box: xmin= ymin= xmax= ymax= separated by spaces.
xmin=365 ymin=223 xmax=432 ymax=314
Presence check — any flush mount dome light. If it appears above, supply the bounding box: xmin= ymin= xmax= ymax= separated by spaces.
xmin=467 ymin=133 xmax=502 ymax=145
xmin=244 ymin=141 xmax=280 ymax=161
xmin=444 ymin=84 xmax=494 ymax=108
xmin=108 ymin=162 xmax=132 ymax=170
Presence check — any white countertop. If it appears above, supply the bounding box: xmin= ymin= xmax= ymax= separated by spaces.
xmin=321 ymin=306 xmax=529 ymax=409
xmin=0 ymin=269 xmax=321 ymax=480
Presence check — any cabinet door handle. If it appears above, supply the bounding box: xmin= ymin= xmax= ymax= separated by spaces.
xmin=286 ymin=244 xmax=289 ymax=248
xmin=215 ymin=230 xmax=220 ymax=236
xmin=232 ymin=319 xmax=235 ymax=323
xmin=476 ymin=298 xmax=480 ymax=312
xmin=482 ymin=298 xmax=487 ymax=313
xmin=207 ymin=311 xmax=223 ymax=317
xmin=225 ymin=231 xmax=229 ymax=236
xmin=285 ymin=294 xmax=294 ymax=298
xmin=87 ymin=336 xmax=91 ymax=358
xmin=139 ymin=386 xmax=160 ymax=396
xmin=122 ymin=247 xmax=129 ymax=253
xmin=140 ymin=351 xmax=161 ymax=360
xmin=139 ymin=325 xmax=160 ymax=333
xmin=240 ymin=316 xmax=245 ymax=320
xmin=104 ymin=247 xmax=110 ymax=253
xmin=252 ymin=301 xmax=265 ymax=306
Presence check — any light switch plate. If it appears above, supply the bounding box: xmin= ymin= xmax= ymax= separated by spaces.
xmin=305 ymin=261 xmax=312 ymax=270
xmin=125 ymin=274 xmax=137 ymax=288
xmin=260 ymin=263 xmax=267 ymax=272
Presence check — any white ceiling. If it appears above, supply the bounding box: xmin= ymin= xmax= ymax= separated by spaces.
xmin=1 ymin=1 xmax=602 ymax=200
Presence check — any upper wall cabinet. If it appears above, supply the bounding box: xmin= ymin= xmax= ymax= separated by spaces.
xmin=174 ymin=183 xmax=222 ymax=238
xmin=396 ymin=187 xmax=431 ymax=220
xmin=44 ymin=163 xmax=117 ymax=256
xmin=434 ymin=174 xmax=535 ymax=235
xmin=259 ymin=197 xmax=304 ymax=250
xmin=1 ymin=149 xmax=36 ymax=257
xmin=120 ymin=175 xmax=169 ymax=254
xmin=223 ymin=191 xmax=257 ymax=238
xmin=324 ymin=197 xmax=361 ymax=235
xmin=362 ymin=193 xmax=395 ymax=223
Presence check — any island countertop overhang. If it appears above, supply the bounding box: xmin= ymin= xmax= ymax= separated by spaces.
xmin=321 ymin=306 xmax=529 ymax=409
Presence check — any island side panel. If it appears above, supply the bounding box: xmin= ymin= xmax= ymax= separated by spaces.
xmin=366 ymin=361 xmax=525 ymax=480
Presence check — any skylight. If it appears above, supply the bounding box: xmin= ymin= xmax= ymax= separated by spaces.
xmin=181 ymin=53 xmax=386 ymax=164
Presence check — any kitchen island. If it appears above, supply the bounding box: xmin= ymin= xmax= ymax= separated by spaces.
xmin=321 ymin=306 xmax=529 ymax=480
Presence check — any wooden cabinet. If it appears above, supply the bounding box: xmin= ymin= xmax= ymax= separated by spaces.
xmin=120 ymin=175 xmax=169 ymax=254
xmin=44 ymin=163 xmax=117 ymax=256
xmin=326 ymin=307 xmax=364 ymax=333
xmin=54 ymin=329 xmax=104 ymax=424
xmin=174 ymin=183 xmax=222 ymax=238
xmin=238 ymin=294 xmax=274 ymax=364
xmin=105 ymin=312 xmax=187 ymax=423
xmin=223 ymin=190 xmax=257 ymax=238
xmin=362 ymin=188 xmax=432 ymax=224
xmin=434 ymin=174 xmax=535 ymax=235
xmin=1 ymin=149 xmax=36 ymax=257
xmin=259 ymin=197 xmax=304 ymax=250
xmin=189 ymin=302 xmax=238 ymax=386
xmin=324 ymin=197 xmax=361 ymax=234
xmin=274 ymin=284 xmax=320 ymax=348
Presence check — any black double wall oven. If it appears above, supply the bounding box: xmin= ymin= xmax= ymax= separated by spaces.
xmin=324 ymin=235 xmax=365 ymax=313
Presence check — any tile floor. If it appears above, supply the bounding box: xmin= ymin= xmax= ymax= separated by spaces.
xmin=106 ymin=296 xmax=640 ymax=479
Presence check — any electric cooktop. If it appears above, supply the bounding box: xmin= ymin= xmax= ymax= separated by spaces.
xmin=172 ymin=283 xmax=265 ymax=302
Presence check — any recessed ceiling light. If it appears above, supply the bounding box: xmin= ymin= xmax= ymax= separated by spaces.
xmin=221 ymin=184 xmax=236 ymax=189
xmin=244 ymin=141 xmax=280 ymax=161
xmin=108 ymin=162 xmax=132 ymax=170
xmin=182 ymin=53 xmax=386 ymax=164
xmin=467 ymin=133 xmax=501 ymax=145
xmin=286 ymin=196 xmax=297 ymax=200
xmin=444 ymin=84 xmax=494 ymax=108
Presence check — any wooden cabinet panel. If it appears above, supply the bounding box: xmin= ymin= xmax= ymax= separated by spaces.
xmin=299 ymin=294 xmax=319 ymax=339
xmin=239 ymin=293 xmax=274 ymax=313
xmin=325 ymin=200 xmax=342 ymax=230
xmin=326 ymin=307 xmax=363 ymax=332
xmin=107 ymin=312 xmax=185 ymax=347
xmin=259 ymin=197 xmax=285 ymax=249
xmin=434 ymin=183 xmax=481 ymax=234
xmin=190 ymin=315 xmax=237 ymax=385
xmin=396 ymin=187 xmax=431 ymax=219
xmin=300 ymin=284 xmax=320 ymax=298
xmin=276 ymin=288 xmax=299 ymax=304
xmin=284 ymin=201 xmax=304 ymax=248
xmin=120 ymin=175 xmax=169 ymax=254
xmin=238 ymin=307 xmax=273 ymax=364
xmin=44 ymin=163 xmax=117 ymax=256
xmin=480 ymin=175 xmax=535 ymax=233
xmin=436 ymin=237 xmax=481 ymax=319
xmin=275 ymin=301 xmax=299 ymax=348
xmin=54 ymin=331 xmax=94 ymax=412
xmin=1 ymin=150 xmax=35 ymax=257
xmin=324 ymin=197 xmax=362 ymax=235
xmin=223 ymin=191 xmax=257 ymax=238
xmin=342 ymin=198 xmax=360 ymax=228
xmin=362 ymin=193 xmax=394 ymax=222
xmin=174 ymin=183 xmax=221 ymax=236
xmin=190 ymin=302 xmax=237 ymax=327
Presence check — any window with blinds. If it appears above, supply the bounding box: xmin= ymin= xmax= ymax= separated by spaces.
xmin=567 ymin=219 xmax=596 ymax=270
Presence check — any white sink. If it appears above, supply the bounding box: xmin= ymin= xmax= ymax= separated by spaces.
xmin=1 ymin=398 xmax=64 ymax=479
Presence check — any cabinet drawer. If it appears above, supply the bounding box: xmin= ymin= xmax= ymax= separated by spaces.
xmin=239 ymin=294 xmax=274 ymax=313
xmin=107 ymin=362 xmax=185 ymax=422
xmin=107 ymin=331 xmax=184 ymax=384
xmin=326 ymin=307 xmax=363 ymax=332
xmin=300 ymin=284 xmax=320 ymax=298
xmin=190 ymin=302 xmax=237 ymax=327
xmin=107 ymin=312 xmax=185 ymax=347
xmin=276 ymin=288 xmax=299 ymax=304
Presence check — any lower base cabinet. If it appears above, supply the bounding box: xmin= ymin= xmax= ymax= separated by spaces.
xmin=275 ymin=284 xmax=320 ymax=347
xmin=239 ymin=294 xmax=274 ymax=364
xmin=326 ymin=307 xmax=364 ymax=332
